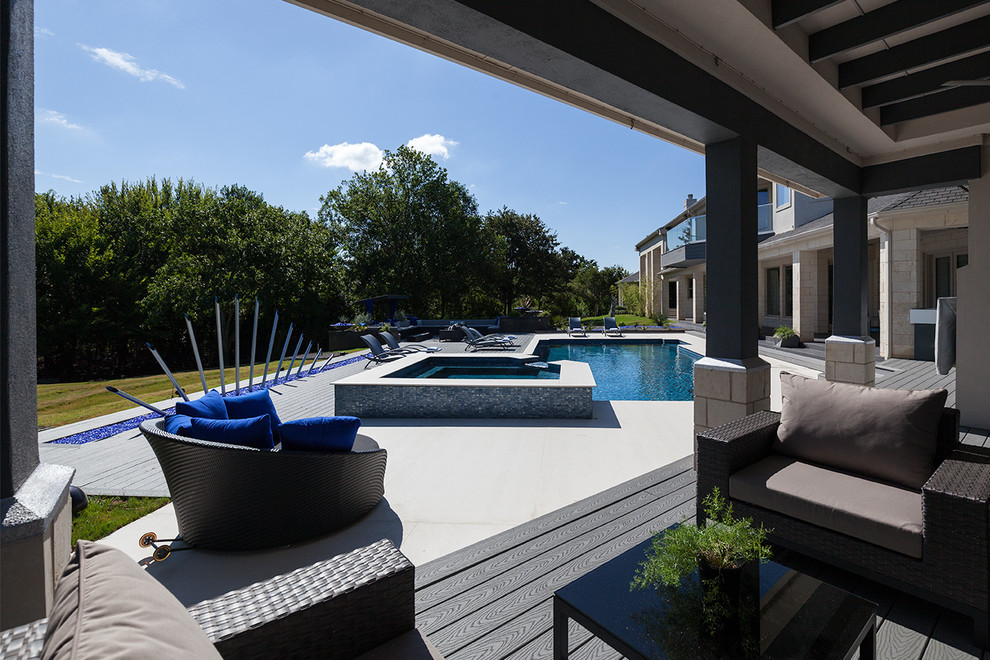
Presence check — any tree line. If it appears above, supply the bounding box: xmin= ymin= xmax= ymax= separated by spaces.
xmin=36 ymin=146 xmax=628 ymax=380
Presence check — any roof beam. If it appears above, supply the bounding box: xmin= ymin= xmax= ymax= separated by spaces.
xmin=880 ymin=86 xmax=990 ymax=124
xmin=862 ymin=145 xmax=982 ymax=195
xmin=809 ymin=0 xmax=990 ymax=63
xmin=861 ymin=50 xmax=990 ymax=108
xmin=771 ymin=0 xmax=843 ymax=29
xmin=450 ymin=0 xmax=860 ymax=196
xmin=839 ymin=15 xmax=990 ymax=88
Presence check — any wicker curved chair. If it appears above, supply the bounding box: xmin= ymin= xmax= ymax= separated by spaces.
xmin=140 ymin=419 xmax=387 ymax=550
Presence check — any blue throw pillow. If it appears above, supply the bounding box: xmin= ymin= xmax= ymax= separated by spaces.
xmin=223 ymin=388 xmax=282 ymax=439
xmin=162 ymin=414 xmax=193 ymax=436
xmin=179 ymin=414 xmax=274 ymax=450
xmin=174 ymin=390 xmax=228 ymax=420
xmin=278 ymin=416 xmax=360 ymax=452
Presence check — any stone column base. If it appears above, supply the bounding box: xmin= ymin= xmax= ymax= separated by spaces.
xmin=694 ymin=356 xmax=771 ymax=448
xmin=1 ymin=464 xmax=74 ymax=628
xmin=825 ymin=335 xmax=876 ymax=386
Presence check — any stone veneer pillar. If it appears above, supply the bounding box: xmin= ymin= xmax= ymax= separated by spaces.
xmin=692 ymin=272 xmax=705 ymax=325
xmin=2 ymin=0 xmax=75 ymax=627
xmin=694 ymin=137 xmax=769 ymax=445
xmin=791 ymin=250 xmax=818 ymax=342
xmin=825 ymin=335 xmax=876 ymax=386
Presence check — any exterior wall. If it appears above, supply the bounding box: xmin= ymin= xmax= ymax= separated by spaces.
xmin=792 ymin=250 xmax=818 ymax=341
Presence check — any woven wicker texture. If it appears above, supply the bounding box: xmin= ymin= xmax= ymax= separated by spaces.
xmin=0 ymin=620 xmax=46 ymax=660
xmin=140 ymin=419 xmax=386 ymax=550
xmin=190 ymin=538 xmax=415 ymax=659
xmin=0 ymin=540 xmax=414 ymax=660
xmin=697 ymin=408 xmax=990 ymax=643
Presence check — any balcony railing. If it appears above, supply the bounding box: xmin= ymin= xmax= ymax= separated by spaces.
xmin=669 ymin=203 xmax=773 ymax=251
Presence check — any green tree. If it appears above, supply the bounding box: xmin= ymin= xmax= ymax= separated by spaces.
xmin=318 ymin=146 xmax=482 ymax=317
xmin=483 ymin=208 xmax=571 ymax=314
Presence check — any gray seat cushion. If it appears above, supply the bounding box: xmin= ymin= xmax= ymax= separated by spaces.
xmin=776 ymin=372 xmax=947 ymax=489
xmin=730 ymin=454 xmax=923 ymax=558
xmin=43 ymin=541 xmax=221 ymax=659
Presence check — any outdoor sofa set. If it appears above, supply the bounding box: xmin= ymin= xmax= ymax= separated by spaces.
xmin=698 ymin=372 xmax=990 ymax=646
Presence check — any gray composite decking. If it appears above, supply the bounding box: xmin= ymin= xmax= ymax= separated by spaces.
xmin=417 ymin=455 xmax=990 ymax=660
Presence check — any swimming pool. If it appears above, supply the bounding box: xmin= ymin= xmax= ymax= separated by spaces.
xmin=536 ymin=339 xmax=699 ymax=401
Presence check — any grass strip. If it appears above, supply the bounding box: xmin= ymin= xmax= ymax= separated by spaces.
xmin=72 ymin=496 xmax=171 ymax=546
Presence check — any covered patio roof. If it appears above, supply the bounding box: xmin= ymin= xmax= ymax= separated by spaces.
xmin=287 ymin=0 xmax=988 ymax=197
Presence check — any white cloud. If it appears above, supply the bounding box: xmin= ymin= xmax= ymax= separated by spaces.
xmin=406 ymin=134 xmax=458 ymax=159
xmin=557 ymin=201 xmax=568 ymax=206
xmin=39 ymin=109 xmax=83 ymax=130
xmin=35 ymin=26 xmax=56 ymax=37
xmin=35 ymin=170 xmax=82 ymax=184
xmin=304 ymin=142 xmax=384 ymax=172
xmin=80 ymin=45 xmax=185 ymax=89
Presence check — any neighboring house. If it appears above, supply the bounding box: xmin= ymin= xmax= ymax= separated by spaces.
xmin=614 ymin=271 xmax=639 ymax=310
xmin=636 ymin=185 xmax=967 ymax=360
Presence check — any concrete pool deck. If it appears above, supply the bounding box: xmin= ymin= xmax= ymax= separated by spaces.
xmin=49 ymin=331 xmax=824 ymax=607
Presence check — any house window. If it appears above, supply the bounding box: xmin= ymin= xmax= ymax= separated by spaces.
xmin=927 ymin=251 xmax=968 ymax=306
xmin=688 ymin=277 xmax=694 ymax=300
xmin=775 ymin=184 xmax=790 ymax=208
xmin=668 ymin=281 xmax=677 ymax=309
xmin=766 ymin=267 xmax=781 ymax=316
xmin=784 ymin=266 xmax=793 ymax=317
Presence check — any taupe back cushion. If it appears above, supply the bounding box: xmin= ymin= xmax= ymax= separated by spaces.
xmin=43 ymin=541 xmax=221 ymax=659
xmin=776 ymin=372 xmax=947 ymax=489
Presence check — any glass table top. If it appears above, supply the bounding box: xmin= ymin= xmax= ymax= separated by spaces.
xmin=555 ymin=537 xmax=877 ymax=659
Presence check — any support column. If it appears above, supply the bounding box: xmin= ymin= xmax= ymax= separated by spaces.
xmin=877 ymin=229 xmax=892 ymax=358
xmin=692 ymin=272 xmax=706 ymax=325
xmin=694 ymin=137 xmax=770 ymax=442
xmin=957 ymin=140 xmax=990 ymax=429
xmin=792 ymin=250 xmax=818 ymax=342
xmin=826 ymin=196 xmax=875 ymax=386
xmin=2 ymin=0 xmax=74 ymax=627
xmin=676 ymin=276 xmax=689 ymax=321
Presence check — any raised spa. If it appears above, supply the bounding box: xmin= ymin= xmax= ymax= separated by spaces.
xmin=334 ymin=353 xmax=593 ymax=418
xmin=386 ymin=356 xmax=560 ymax=380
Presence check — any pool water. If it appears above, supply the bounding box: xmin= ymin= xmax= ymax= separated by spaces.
xmin=542 ymin=341 xmax=698 ymax=401
xmin=386 ymin=357 xmax=561 ymax=380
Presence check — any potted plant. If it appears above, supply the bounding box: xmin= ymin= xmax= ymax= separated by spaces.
xmin=773 ymin=325 xmax=802 ymax=348
xmin=631 ymin=489 xmax=772 ymax=634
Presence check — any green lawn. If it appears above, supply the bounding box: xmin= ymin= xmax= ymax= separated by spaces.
xmin=72 ymin=496 xmax=171 ymax=546
xmin=580 ymin=314 xmax=663 ymax=326
xmin=38 ymin=349 xmax=363 ymax=429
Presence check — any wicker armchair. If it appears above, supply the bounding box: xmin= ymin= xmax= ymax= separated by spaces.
xmin=0 ymin=539 xmax=415 ymax=660
xmin=140 ymin=418 xmax=386 ymax=550
xmin=697 ymin=408 xmax=990 ymax=647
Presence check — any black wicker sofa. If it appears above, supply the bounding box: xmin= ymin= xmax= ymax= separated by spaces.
xmin=139 ymin=418 xmax=387 ymax=550
xmin=0 ymin=538 xmax=443 ymax=660
xmin=697 ymin=387 xmax=990 ymax=648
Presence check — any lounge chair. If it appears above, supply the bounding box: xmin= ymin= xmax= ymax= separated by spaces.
xmin=697 ymin=373 xmax=990 ymax=646
xmin=602 ymin=316 xmax=623 ymax=336
xmin=361 ymin=334 xmax=407 ymax=368
xmin=380 ymin=330 xmax=441 ymax=354
xmin=139 ymin=418 xmax=386 ymax=550
xmin=567 ymin=317 xmax=586 ymax=336
xmin=460 ymin=326 xmax=516 ymax=351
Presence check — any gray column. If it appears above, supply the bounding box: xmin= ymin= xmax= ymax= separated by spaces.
xmin=2 ymin=0 xmax=39 ymax=500
xmin=693 ymin=137 xmax=769 ymax=443
xmin=831 ymin=195 xmax=869 ymax=337
xmin=2 ymin=0 xmax=75 ymax=627
xmin=704 ymin=137 xmax=759 ymax=360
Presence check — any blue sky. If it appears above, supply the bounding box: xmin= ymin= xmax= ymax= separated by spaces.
xmin=34 ymin=0 xmax=706 ymax=271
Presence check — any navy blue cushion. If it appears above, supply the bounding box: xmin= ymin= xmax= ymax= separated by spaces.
xmin=179 ymin=414 xmax=274 ymax=450
xmin=278 ymin=416 xmax=360 ymax=452
xmin=162 ymin=414 xmax=193 ymax=436
xmin=223 ymin=389 xmax=282 ymax=438
xmin=174 ymin=390 xmax=228 ymax=420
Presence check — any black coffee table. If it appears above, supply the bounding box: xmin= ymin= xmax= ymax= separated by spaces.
xmin=553 ymin=537 xmax=876 ymax=659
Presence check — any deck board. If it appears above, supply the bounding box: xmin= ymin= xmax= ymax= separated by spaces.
xmin=418 ymin=461 xmax=986 ymax=659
